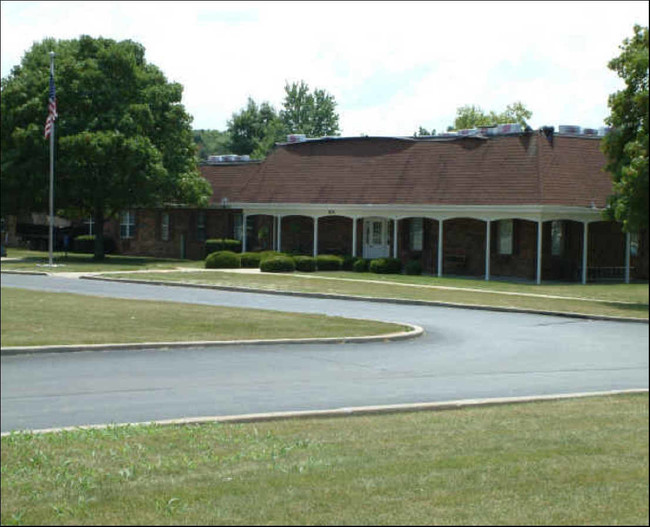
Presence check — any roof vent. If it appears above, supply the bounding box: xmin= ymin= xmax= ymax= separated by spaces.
xmin=287 ymin=134 xmax=307 ymax=143
xmin=496 ymin=123 xmax=522 ymax=134
xmin=558 ymin=125 xmax=581 ymax=135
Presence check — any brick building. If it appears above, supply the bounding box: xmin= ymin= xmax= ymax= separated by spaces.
xmin=106 ymin=128 xmax=648 ymax=283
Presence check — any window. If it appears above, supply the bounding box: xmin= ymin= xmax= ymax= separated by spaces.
xmin=161 ymin=212 xmax=170 ymax=241
xmin=120 ymin=210 xmax=136 ymax=239
xmin=196 ymin=211 xmax=206 ymax=242
xmin=233 ymin=214 xmax=243 ymax=241
xmin=372 ymin=221 xmax=382 ymax=245
xmin=497 ymin=220 xmax=513 ymax=255
xmin=551 ymin=221 xmax=564 ymax=256
xmin=409 ymin=218 xmax=423 ymax=251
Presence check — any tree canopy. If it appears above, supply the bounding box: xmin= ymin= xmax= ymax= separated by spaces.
xmin=448 ymin=101 xmax=532 ymax=130
xmin=226 ymin=80 xmax=340 ymax=158
xmin=1 ymin=35 xmax=211 ymax=258
xmin=193 ymin=129 xmax=231 ymax=160
xmin=601 ymin=24 xmax=649 ymax=233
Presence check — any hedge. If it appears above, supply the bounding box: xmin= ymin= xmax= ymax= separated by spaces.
xmin=316 ymin=254 xmax=343 ymax=271
xmin=260 ymin=256 xmax=296 ymax=273
xmin=405 ymin=260 xmax=423 ymax=275
xmin=293 ymin=255 xmax=316 ymax=272
xmin=71 ymin=235 xmax=115 ymax=254
xmin=205 ymin=238 xmax=242 ymax=256
xmin=205 ymin=250 xmax=241 ymax=269
xmin=240 ymin=252 xmax=262 ymax=268
xmin=352 ymin=258 xmax=369 ymax=272
xmin=369 ymin=257 xmax=402 ymax=274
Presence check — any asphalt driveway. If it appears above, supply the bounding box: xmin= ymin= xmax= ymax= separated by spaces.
xmin=1 ymin=274 xmax=648 ymax=433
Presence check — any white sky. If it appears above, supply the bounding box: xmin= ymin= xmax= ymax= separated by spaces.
xmin=1 ymin=1 xmax=648 ymax=136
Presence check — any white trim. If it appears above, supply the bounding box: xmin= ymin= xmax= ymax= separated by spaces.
xmin=230 ymin=202 xmax=606 ymax=223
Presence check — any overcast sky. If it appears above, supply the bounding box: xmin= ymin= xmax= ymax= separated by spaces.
xmin=2 ymin=1 xmax=648 ymax=137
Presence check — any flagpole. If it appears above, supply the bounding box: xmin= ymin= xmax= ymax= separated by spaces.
xmin=48 ymin=51 xmax=55 ymax=266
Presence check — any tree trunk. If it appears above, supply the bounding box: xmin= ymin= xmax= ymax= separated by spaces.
xmin=93 ymin=209 xmax=105 ymax=260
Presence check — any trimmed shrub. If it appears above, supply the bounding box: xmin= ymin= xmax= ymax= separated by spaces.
xmin=293 ymin=255 xmax=316 ymax=272
xmin=240 ymin=252 xmax=262 ymax=268
xmin=352 ymin=258 xmax=369 ymax=272
xmin=341 ymin=255 xmax=358 ymax=271
xmin=205 ymin=238 xmax=242 ymax=256
xmin=258 ymin=250 xmax=288 ymax=262
xmin=72 ymin=235 xmax=115 ymax=254
xmin=205 ymin=250 xmax=241 ymax=269
xmin=369 ymin=257 xmax=402 ymax=274
xmin=405 ymin=260 xmax=423 ymax=275
xmin=260 ymin=256 xmax=296 ymax=273
xmin=316 ymin=254 xmax=343 ymax=271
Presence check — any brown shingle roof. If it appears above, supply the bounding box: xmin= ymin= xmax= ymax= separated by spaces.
xmin=201 ymin=134 xmax=612 ymax=208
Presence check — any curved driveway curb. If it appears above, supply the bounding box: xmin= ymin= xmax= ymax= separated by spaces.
xmin=0 ymin=323 xmax=423 ymax=356
xmin=3 ymin=389 xmax=646 ymax=437
xmin=80 ymin=275 xmax=649 ymax=324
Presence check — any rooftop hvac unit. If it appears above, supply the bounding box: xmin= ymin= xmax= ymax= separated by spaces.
xmin=582 ymin=128 xmax=598 ymax=136
xmin=457 ymin=128 xmax=479 ymax=136
xmin=287 ymin=134 xmax=307 ymax=143
xmin=478 ymin=126 xmax=499 ymax=136
xmin=598 ymin=127 xmax=612 ymax=136
xmin=239 ymin=155 xmax=250 ymax=161
xmin=558 ymin=125 xmax=581 ymax=135
xmin=496 ymin=123 xmax=522 ymax=134
xmin=224 ymin=154 xmax=239 ymax=162
xmin=207 ymin=155 xmax=223 ymax=163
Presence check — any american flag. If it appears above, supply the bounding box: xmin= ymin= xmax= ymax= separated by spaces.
xmin=44 ymin=66 xmax=57 ymax=139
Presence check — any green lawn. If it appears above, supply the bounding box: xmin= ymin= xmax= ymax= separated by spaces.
xmin=1 ymin=248 xmax=204 ymax=273
xmin=104 ymin=270 xmax=650 ymax=320
xmin=0 ymin=288 xmax=408 ymax=347
xmin=1 ymin=393 xmax=647 ymax=525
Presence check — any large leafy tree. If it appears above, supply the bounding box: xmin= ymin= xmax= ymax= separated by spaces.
xmin=1 ymin=36 xmax=211 ymax=259
xmin=448 ymin=101 xmax=532 ymax=130
xmin=226 ymin=98 xmax=285 ymax=159
xmin=226 ymin=81 xmax=341 ymax=158
xmin=193 ymin=129 xmax=231 ymax=161
xmin=280 ymin=80 xmax=340 ymax=137
xmin=602 ymin=25 xmax=649 ymax=233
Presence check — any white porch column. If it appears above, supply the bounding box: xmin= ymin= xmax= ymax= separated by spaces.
xmin=536 ymin=220 xmax=543 ymax=285
xmin=437 ymin=220 xmax=444 ymax=278
xmin=581 ymin=222 xmax=589 ymax=285
xmin=485 ymin=219 xmax=491 ymax=281
xmin=393 ymin=218 xmax=398 ymax=258
xmin=313 ymin=216 xmax=319 ymax=257
xmin=277 ymin=216 xmax=282 ymax=252
xmin=242 ymin=213 xmax=247 ymax=253
xmin=625 ymin=231 xmax=631 ymax=284
xmin=351 ymin=217 xmax=357 ymax=257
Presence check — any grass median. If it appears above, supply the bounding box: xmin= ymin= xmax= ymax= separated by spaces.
xmin=0 ymin=287 xmax=408 ymax=348
xmin=102 ymin=270 xmax=650 ymax=319
xmin=1 ymin=393 xmax=647 ymax=525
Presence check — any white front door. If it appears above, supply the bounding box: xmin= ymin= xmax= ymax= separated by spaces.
xmin=363 ymin=218 xmax=390 ymax=259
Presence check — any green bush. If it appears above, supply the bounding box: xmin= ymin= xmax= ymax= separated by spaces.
xmin=205 ymin=250 xmax=241 ymax=269
xmin=369 ymin=257 xmax=402 ymax=274
xmin=258 ymin=250 xmax=288 ymax=262
xmin=293 ymin=255 xmax=316 ymax=272
xmin=405 ymin=260 xmax=422 ymax=275
xmin=316 ymin=254 xmax=343 ymax=271
xmin=352 ymin=258 xmax=369 ymax=272
xmin=72 ymin=234 xmax=115 ymax=254
xmin=240 ymin=252 xmax=262 ymax=268
xmin=341 ymin=255 xmax=358 ymax=271
xmin=260 ymin=256 xmax=296 ymax=273
xmin=205 ymin=238 xmax=242 ymax=256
